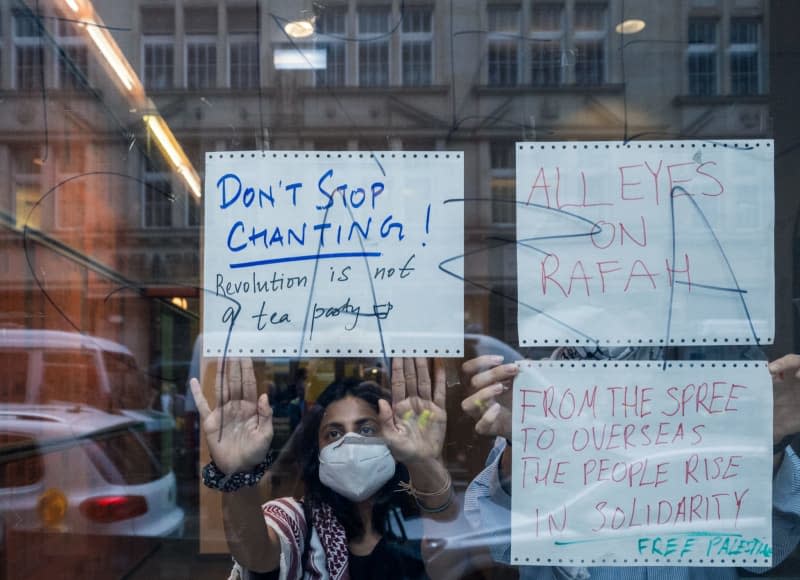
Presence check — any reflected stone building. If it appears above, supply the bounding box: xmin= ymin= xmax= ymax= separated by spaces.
xmin=1 ymin=0 xmax=791 ymax=375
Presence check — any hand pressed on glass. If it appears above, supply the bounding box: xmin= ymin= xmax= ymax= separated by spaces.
xmin=460 ymin=354 xmax=517 ymax=441
xmin=189 ymin=357 xmax=273 ymax=477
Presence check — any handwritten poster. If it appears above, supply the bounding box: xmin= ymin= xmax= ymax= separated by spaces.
xmin=510 ymin=361 xmax=773 ymax=567
xmin=202 ymin=151 xmax=464 ymax=357
xmin=515 ymin=140 xmax=774 ymax=346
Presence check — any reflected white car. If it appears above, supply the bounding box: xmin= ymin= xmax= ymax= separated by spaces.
xmin=0 ymin=404 xmax=184 ymax=539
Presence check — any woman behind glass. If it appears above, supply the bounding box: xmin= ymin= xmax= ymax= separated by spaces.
xmin=190 ymin=357 xmax=452 ymax=580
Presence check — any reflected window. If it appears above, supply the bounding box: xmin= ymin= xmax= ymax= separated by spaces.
xmin=85 ymin=427 xmax=167 ymax=484
xmin=142 ymin=8 xmax=175 ymax=90
xmin=39 ymin=351 xmax=102 ymax=406
xmin=228 ymin=7 xmax=259 ymax=89
xmin=490 ymin=142 xmax=516 ymax=225
xmin=103 ymin=351 xmax=151 ymax=409
xmin=13 ymin=145 xmax=42 ymax=229
xmin=55 ymin=144 xmax=86 ymax=230
xmin=229 ymin=35 xmax=259 ymax=89
xmin=688 ymin=19 xmax=718 ymax=96
xmin=142 ymin=157 xmax=173 ymax=228
xmin=186 ymin=39 xmax=217 ymax=89
xmin=358 ymin=6 xmax=390 ymax=87
xmin=401 ymin=6 xmax=433 ymax=86
xmin=0 ymin=350 xmax=29 ymax=403
xmin=530 ymin=3 xmax=564 ymax=86
xmin=573 ymin=3 xmax=606 ymax=85
xmin=56 ymin=19 xmax=88 ymax=90
xmin=487 ymin=5 xmax=520 ymax=86
xmin=13 ymin=10 xmax=43 ymax=91
xmin=0 ymin=435 xmax=43 ymax=488
xmin=185 ymin=7 xmax=217 ymax=89
xmin=730 ymin=18 xmax=760 ymax=95
xmin=315 ymin=6 xmax=347 ymax=87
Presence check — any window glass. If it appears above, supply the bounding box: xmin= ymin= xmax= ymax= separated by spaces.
xmin=0 ymin=1 xmax=797 ymax=579
xmin=315 ymin=6 xmax=347 ymax=86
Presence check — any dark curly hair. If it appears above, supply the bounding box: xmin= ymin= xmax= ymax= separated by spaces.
xmin=292 ymin=377 xmax=411 ymax=542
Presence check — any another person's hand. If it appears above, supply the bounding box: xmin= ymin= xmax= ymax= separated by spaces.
xmin=190 ymin=357 xmax=273 ymax=475
xmin=380 ymin=358 xmax=446 ymax=464
xmin=769 ymin=354 xmax=800 ymax=444
xmin=460 ymin=355 xmax=517 ymax=441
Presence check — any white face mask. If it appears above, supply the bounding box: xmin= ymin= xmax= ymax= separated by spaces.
xmin=318 ymin=433 xmax=396 ymax=502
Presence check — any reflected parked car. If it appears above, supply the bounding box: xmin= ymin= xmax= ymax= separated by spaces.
xmin=0 ymin=328 xmax=154 ymax=410
xmin=0 ymin=404 xmax=184 ymax=539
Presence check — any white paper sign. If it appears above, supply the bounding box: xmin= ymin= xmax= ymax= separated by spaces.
xmin=203 ymin=151 xmax=464 ymax=357
xmin=515 ymin=140 xmax=774 ymax=346
xmin=510 ymin=361 xmax=773 ymax=567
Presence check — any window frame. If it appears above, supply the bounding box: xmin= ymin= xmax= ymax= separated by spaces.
xmin=227 ymin=32 xmax=259 ymax=89
xmin=529 ymin=2 xmax=565 ymax=87
xmin=400 ymin=6 xmax=434 ymax=87
xmin=687 ymin=18 xmax=720 ymax=96
xmin=142 ymin=34 xmax=175 ymax=91
xmin=356 ymin=5 xmax=392 ymax=88
xmin=487 ymin=4 xmax=522 ymax=87
xmin=184 ymin=33 xmax=218 ymax=90
xmin=314 ymin=6 xmax=348 ymax=87
xmin=729 ymin=17 xmax=762 ymax=96
xmin=12 ymin=10 xmax=45 ymax=91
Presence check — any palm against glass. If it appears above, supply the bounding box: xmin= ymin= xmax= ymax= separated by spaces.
xmin=379 ymin=358 xmax=447 ymax=464
xmin=190 ymin=357 xmax=273 ymax=476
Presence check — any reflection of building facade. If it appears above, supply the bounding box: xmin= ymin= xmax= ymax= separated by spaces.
xmin=0 ymin=0 xmax=780 ymax=368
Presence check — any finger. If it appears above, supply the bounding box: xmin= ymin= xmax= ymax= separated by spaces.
xmin=462 ymin=383 xmax=506 ymax=418
xmin=404 ymin=358 xmax=418 ymax=398
xmin=391 ymin=358 xmax=405 ymax=405
xmin=257 ymin=392 xmax=272 ymax=419
xmin=215 ymin=360 xmax=229 ymax=405
xmin=190 ymin=378 xmax=212 ymax=422
xmin=433 ymin=359 xmax=446 ymax=410
xmin=469 ymin=363 xmax=519 ymax=393
xmin=768 ymin=354 xmax=800 ymax=381
xmin=415 ymin=358 xmax=432 ymax=401
xmin=378 ymin=399 xmax=398 ymax=431
xmin=227 ymin=357 xmax=243 ymax=400
xmin=475 ymin=401 xmax=505 ymax=437
xmin=462 ymin=354 xmax=506 ymax=377
xmin=256 ymin=393 xmax=273 ymax=435
xmin=241 ymin=357 xmax=258 ymax=403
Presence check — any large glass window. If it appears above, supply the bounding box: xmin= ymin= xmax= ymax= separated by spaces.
xmin=2 ymin=1 xmax=799 ymax=579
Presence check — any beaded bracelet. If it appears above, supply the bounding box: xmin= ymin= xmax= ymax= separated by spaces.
xmin=202 ymin=454 xmax=273 ymax=492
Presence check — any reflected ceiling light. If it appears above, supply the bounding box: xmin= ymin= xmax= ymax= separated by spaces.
xmin=84 ymin=17 xmax=136 ymax=91
xmin=143 ymin=115 xmax=203 ymax=199
xmin=615 ymin=19 xmax=646 ymax=34
xmin=63 ymin=0 xmax=81 ymax=13
xmin=170 ymin=297 xmax=188 ymax=310
xmin=284 ymin=18 xmax=315 ymax=38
